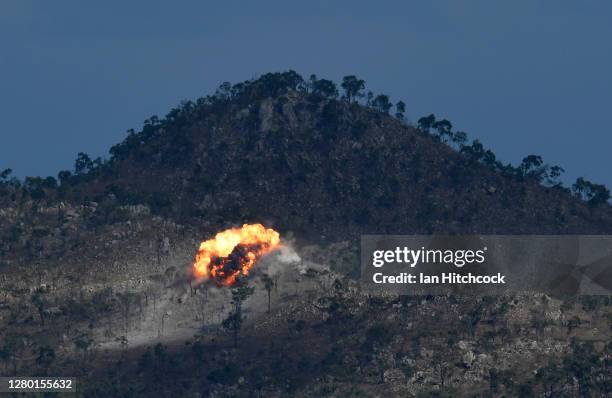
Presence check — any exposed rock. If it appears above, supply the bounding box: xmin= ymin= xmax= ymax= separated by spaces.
xmin=383 ymin=368 xmax=406 ymax=383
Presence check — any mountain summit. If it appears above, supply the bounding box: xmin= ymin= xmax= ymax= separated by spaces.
xmin=10 ymin=72 xmax=612 ymax=234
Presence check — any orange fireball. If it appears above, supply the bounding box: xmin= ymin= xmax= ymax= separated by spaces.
xmin=192 ymin=224 xmax=280 ymax=285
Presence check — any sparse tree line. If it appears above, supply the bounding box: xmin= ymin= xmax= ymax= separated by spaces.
xmin=415 ymin=113 xmax=610 ymax=206
xmin=0 ymin=71 xmax=609 ymax=208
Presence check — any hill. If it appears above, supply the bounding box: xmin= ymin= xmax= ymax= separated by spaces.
xmin=0 ymin=71 xmax=610 ymax=397
xmin=2 ymin=71 xmax=612 ymax=270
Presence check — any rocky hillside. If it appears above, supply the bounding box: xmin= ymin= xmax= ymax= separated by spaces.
xmin=1 ymin=71 xmax=612 ymax=272
xmin=0 ymin=72 xmax=610 ymax=397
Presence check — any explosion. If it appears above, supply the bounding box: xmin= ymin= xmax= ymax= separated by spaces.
xmin=192 ymin=224 xmax=281 ymax=285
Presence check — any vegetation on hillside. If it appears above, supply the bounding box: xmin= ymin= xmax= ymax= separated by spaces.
xmin=0 ymin=71 xmax=610 ymax=397
xmin=1 ymin=71 xmax=610 ymax=210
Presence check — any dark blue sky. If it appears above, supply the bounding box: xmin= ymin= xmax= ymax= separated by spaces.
xmin=2 ymin=1 xmax=611 ymax=187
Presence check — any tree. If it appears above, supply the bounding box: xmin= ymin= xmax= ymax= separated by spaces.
xmin=572 ymin=177 xmax=611 ymax=207
xmin=74 ymin=332 xmax=94 ymax=360
xmin=432 ymin=119 xmax=453 ymax=142
xmin=481 ymin=149 xmax=497 ymax=167
xmin=191 ymin=341 xmax=205 ymax=376
xmin=452 ymin=131 xmax=468 ymax=147
xmin=138 ymin=347 xmax=154 ymax=374
xmin=215 ymin=81 xmax=232 ymax=100
xmin=371 ymin=94 xmax=392 ymax=113
xmin=312 ymin=79 xmax=339 ymax=99
xmin=395 ymin=101 xmax=406 ymax=120
xmin=308 ymin=74 xmax=318 ymax=92
xmin=42 ymin=176 xmax=57 ymax=189
xmin=0 ymin=169 xmax=20 ymax=189
xmin=249 ymin=70 xmax=306 ymax=98
xmin=341 ymin=75 xmax=365 ymax=102
xmin=460 ymin=139 xmax=485 ymax=163
xmin=0 ymin=333 xmax=21 ymax=375
xmin=153 ymin=343 xmax=168 ymax=366
xmin=146 ymin=115 xmax=160 ymax=126
xmin=567 ymin=315 xmax=581 ymax=334
xmin=137 ymin=343 xmax=174 ymax=386
xmin=31 ymin=289 xmax=46 ymax=327
xmin=417 ymin=114 xmax=436 ymax=133
xmin=0 ymin=168 xmax=12 ymax=183
xmin=74 ymin=152 xmax=93 ymax=175
xmin=36 ymin=346 xmax=55 ymax=375
xmin=545 ymin=165 xmax=565 ymax=187
xmin=222 ymin=310 xmax=242 ymax=349
xmin=364 ymin=322 xmax=395 ymax=383
xmin=432 ymin=350 xmax=450 ymax=387
xmin=519 ymin=155 xmax=546 ymax=181
xmin=222 ymin=282 xmax=254 ymax=347
xmin=530 ymin=307 xmax=548 ymax=337
xmin=24 ymin=177 xmax=46 ymax=200
xmin=261 ymin=274 xmax=275 ymax=313
xmin=563 ymin=339 xmax=600 ymax=396
xmin=117 ymin=292 xmax=139 ymax=336
xmin=0 ymin=345 xmax=9 ymax=373
xmin=92 ymin=157 xmax=104 ymax=171
xmin=489 ymin=368 xmax=499 ymax=395
xmin=366 ymin=91 xmax=374 ymax=106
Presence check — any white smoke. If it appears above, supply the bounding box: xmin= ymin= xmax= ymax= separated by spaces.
xmin=277 ymin=244 xmax=302 ymax=263
xmin=260 ymin=243 xmax=302 ymax=277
